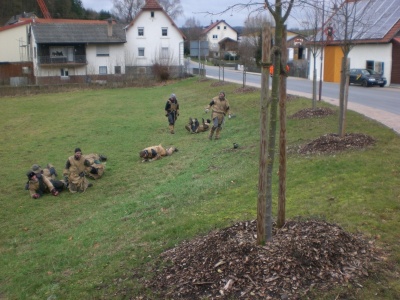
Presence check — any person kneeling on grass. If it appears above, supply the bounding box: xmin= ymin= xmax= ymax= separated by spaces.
xmin=185 ymin=117 xmax=211 ymax=133
xmin=139 ymin=144 xmax=178 ymax=162
xmin=63 ymin=148 xmax=93 ymax=193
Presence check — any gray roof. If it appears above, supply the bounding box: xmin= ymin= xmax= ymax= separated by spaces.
xmin=32 ymin=22 xmax=126 ymax=44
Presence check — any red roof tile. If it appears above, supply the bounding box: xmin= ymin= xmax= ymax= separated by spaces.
xmin=142 ymin=0 xmax=163 ymax=10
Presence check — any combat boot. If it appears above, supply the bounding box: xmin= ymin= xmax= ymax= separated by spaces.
xmin=215 ymin=127 xmax=222 ymax=140
xmin=209 ymin=127 xmax=216 ymax=140
xmin=169 ymin=124 xmax=175 ymax=134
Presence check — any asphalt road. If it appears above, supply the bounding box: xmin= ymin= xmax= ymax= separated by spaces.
xmin=192 ymin=63 xmax=400 ymax=134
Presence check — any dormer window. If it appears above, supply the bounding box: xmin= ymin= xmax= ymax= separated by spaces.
xmin=151 ymin=11 xmax=154 ymax=17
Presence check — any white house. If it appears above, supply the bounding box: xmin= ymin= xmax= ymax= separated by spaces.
xmin=202 ymin=20 xmax=238 ymax=58
xmin=308 ymin=0 xmax=400 ymax=85
xmin=124 ymin=0 xmax=186 ymax=76
xmin=29 ymin=19 xmax=126 ymax=85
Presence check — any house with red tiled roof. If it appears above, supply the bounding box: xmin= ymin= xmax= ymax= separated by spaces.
xmin=309 ymin=0 xmax=400 ymax=85
xmin=0 ymin=0 xmax=185 ymax=85
xmin=0 ymin=16 xmax=126 ymax=85
xmin=202 ymin=20 xmax=238 ymax=58
xmin=124 ymin=0 xmax=186 ymax=77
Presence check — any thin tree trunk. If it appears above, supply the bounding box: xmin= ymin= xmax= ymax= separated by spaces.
xmin=257 ymin=25 xmax=271 ymax=245
xmin=277 ymin=26 xmax=287 ymax=228
xmin=339 ymin=55 xmax=347 ymax=136
xmin=342 ymin=58 xmax=350 ymax=137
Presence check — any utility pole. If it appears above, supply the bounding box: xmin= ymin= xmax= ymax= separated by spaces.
xmin=318 ymin=0 xmax=325 ymax=101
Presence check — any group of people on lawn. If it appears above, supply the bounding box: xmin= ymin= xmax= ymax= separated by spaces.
xmin=139 ymin=91 xmax=232 ymax=162
xmin=25 ymin=150 xmax=107 ymax=199
xmin=26 ymin=91 xmax=231 ymax=198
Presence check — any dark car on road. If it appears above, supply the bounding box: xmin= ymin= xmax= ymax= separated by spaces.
xmin=349 ymin=68 xmax=387 ymax=87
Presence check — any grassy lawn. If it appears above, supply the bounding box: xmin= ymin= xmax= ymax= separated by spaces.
xmin=0 ymin=77 xmax=399 ymax=299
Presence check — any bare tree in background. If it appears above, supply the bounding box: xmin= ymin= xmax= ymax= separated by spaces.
xmin=112 ymin=0 xmax=144 ymax=23
xmin=328 ymin=0 xmax=375 ymax=136
xmin=158 ymin=0 xmax=183 ymax=19
xmin=301 ymin=0 xmax=325 ymax=109
xmin=112 ymin=0 xmax=182 ymax=23
xmin=181 ymin=17 xmax=203 ymax=55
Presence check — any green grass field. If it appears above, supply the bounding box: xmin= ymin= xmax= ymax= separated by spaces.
xmin=1 ymin=77 xmax=399 ymax=299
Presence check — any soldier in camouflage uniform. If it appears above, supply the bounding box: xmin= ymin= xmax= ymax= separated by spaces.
xmin=25 ymin=164 xmax=66 ymax=199
xmin=185 ymin=117 xmax=211 ymax=133
xmin=165 ymin=93 xmax=180 ymax=134
xmin=26 ymin=171 xmax=59 ymax=199
xmin=205 ymin=91 xmax=232 ymax=140
xmin=63 ymin=148 xmax=92 ymax=193
xmin=139 ymin=144 xmax=178 ymax=162
xmin=84 ymin=153 xmax=107 ymax=180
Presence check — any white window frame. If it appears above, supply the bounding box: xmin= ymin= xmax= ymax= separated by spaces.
xmin=138 ymin=27 xmax=144 ymax=36
xmin=161 ymin=47 xmax=169 ymax=59
xmin=213 ymin=34 xmax=218 ymax=39
xmin=138 ymin=47 xmax=145 ymax=57
xmin=99 ymin=66 xmax=107 ymax=74
xmin=60 ymin=68 xmax=69 ymax=77
xmin=96 ymin=45 xmax=109 ymax=57
xmin=162 ymin=27 xmax=168 ymax=36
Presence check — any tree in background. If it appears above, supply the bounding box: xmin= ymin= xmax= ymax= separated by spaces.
xmin=181 ymin=17 xmax=203 ymax=55
xmin=328 ymin=0 xmax=374 ymax=136
xmin=301 ymin=0 xmax=325 ymax=109
xmin=240 ymin=14 xmax=272 ymax=68
xmin=112 ymin=0 xmax=182 ymax=23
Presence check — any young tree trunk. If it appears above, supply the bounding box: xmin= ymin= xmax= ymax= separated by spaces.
xmin=339 ymin=55 xmax=348 ymax=137
xmin=312 ymin=53 xmax=317 ymax=109
xmin=277 ymin=26 xmax=287 ymax=228
xmin=257 ymin=25 xmax=271 ymax=245
xmin=342 ymin=58 xmax=350 ymax=137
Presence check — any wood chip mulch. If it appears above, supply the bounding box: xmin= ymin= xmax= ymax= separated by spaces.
xmin=298 ymin=133 xmax=376 ymax=155
xmin=289 ymin=108 xmax=336 ymax=119
xmin=143 ymin=220 xmax=381 ymax=299
xmin=234 ymin=87 xmax=258 ymax=94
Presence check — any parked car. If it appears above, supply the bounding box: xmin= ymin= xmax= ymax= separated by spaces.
xmin=349 ymin=69 xmax=387 ymax=87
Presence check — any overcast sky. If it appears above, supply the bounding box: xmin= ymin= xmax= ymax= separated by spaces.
xmin=80 ymin=0 xmax=302 ymax=28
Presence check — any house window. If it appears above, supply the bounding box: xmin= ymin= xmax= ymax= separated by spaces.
xmin=162 ymin=27 xmax=168 ymax=36
xmin=138 ymin=47 xmax=145 ymax=56
xmin=224 ymin=26 xmax=226 ymax=29
xmin=60 ymin=68 xmax=69 ymax=77
xmin=213 ymin=34 xmax=218 ymax=39
xmin=96 ymin=45 xmax=109 ymax=57
xmin=138 ymin=27 xmax=144 ymax=36
xmin=99 ymin=66 xmax=107 ymax=74
xmin=161 ymin=47 xmax=169 ymax=59
xmin=151 ymin=11 xmax=154 ymax=17
xmin=217 ymin=26 xmax=220 ymax=29
xmin=115 ymin=66 xmax=121 ymax=74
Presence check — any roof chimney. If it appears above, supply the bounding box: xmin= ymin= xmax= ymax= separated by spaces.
xmin=107 ymin=19 xmax=113 ymax=37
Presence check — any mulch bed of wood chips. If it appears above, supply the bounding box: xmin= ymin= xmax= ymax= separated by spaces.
xmin=144 ymin=220 xmax=381 ymax=299
xmin=298 ymin=133 xmax=376 ymax=155
xmin=289 ymin=108 xmax=336 ymax=119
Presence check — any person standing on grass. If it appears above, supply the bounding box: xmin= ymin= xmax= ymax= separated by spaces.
xmin=63 ymin=148 xmax=92 ymax=193
xmin=204 ymin=91 xmax=231 ymax=140
xmin=26 ymin=170 xmax=59 ymax=199
xmin=139 ymin=144 xmax=178 ymax=162
xmin=165 ymin=93 xmax=179 ymax=134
